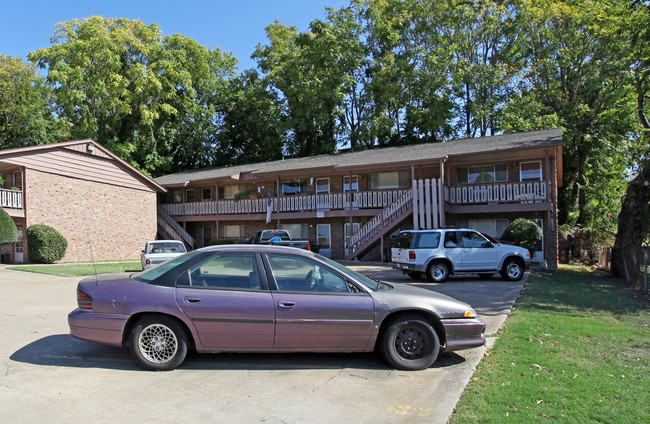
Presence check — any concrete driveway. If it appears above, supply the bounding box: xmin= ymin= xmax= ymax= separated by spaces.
xmin=0 ymin=264 xmax=525 ymax=424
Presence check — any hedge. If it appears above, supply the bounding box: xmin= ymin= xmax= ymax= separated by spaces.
xmin=0 ymin=208 xmax=18 ymax=245
xmin=27 ymin=224 xmax=68 ymax=263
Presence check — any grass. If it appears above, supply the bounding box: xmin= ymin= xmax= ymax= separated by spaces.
xmin=451 ymin=265 xmax=650 ymax=423
xmin=6 ymin=261 xmax=142 ymax=277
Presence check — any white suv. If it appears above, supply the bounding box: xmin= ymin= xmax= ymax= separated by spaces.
xmin=391 ymin=228 xmax=531 ymax=282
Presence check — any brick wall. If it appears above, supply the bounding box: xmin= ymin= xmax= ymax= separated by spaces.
xmin=25 ymin=169 xmax=157 ymax=262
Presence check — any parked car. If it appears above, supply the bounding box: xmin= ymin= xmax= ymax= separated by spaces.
xmin=391 ymin=228 xmax=531 ymax=282
xmin=69 ymin=244 xmax=485 ymax=371
xmin=249 ymin=229 xmax=311 ymax=250
xmin=140 ymin=240 xmax=187 ymax=269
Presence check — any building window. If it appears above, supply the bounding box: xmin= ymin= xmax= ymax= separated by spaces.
xmin=12 ymin=170 xmax=22 ymax=189
xmin=170 ymin=189 xmax=183 ymax=203
xmin=282 ymin=180 xmax=305 ymax=195
xmin=186 ymin=189 xmax=196 ymax=202
xmin=219 ymin=224 xmax=245 ymax=239
xmin=280 ymin=223 xmax=309 ymax=239
xmin=315 ymin=178 xmax=330 ymax=194
xmin=456 ymin=164 xmax=508 ymax=184
xmin=202 ymin=188 xmax=213 ymax=201
xmin=343 ymin=175 xmax=359 ymax=192
xmin=520 ymin=161 xmax=542 ymax=182
xmin=368 ymin=171 xmax=410 ymax=190
xmin=219 ymin=185 xmax=243 ymax=200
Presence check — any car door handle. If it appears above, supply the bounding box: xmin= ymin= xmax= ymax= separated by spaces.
xmin=278 ymin=301 xmax=296 ymax=308
xmin=185 ymin=297 xmax=202 ymax=303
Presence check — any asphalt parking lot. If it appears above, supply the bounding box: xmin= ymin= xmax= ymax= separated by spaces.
xmin=0 ymin=264 xmax=526 ymax=424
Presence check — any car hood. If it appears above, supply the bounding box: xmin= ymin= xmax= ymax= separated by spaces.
xmin=370 ymin=282 xmax=475 ymax=319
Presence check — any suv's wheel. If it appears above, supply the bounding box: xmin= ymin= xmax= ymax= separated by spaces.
xmin=427 ymin=260 xmax=450 ymax=283
xmin=379 ymin=314 xmax=440 ymax=370
xmin=500 ymin=258 xmax=525 ymax=281
xmin=130 ymin=315 xmax=188 ymax=371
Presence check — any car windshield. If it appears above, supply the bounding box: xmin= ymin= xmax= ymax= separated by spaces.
xmin=147 ymin=242 xmax=186 ymax=254
xmin=315 ymin=254 xmax=381 ymax=291
xmin=134 ymin=251 xmax=201 ymax=282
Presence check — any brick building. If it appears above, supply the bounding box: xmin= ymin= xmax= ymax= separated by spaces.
xmin=0 ymin=140 xmax=164 ymax=263
xmin=155 ymin=128 xmax=563 ymax=269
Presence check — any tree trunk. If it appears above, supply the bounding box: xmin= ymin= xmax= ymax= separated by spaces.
xmin=611 ymin=160 xmax=650 ymax=287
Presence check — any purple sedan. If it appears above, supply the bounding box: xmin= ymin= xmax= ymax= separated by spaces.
xmin=69 ymin=245 xmax=485 ymax=371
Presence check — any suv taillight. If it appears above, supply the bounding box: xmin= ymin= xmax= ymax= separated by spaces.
xmin=409 ymin=251 xmax=416 ymax=261
xmin=77 ymin=289 xmax=93 ymax=311
xmin=145 ymin=258 xmax=151 ymax=265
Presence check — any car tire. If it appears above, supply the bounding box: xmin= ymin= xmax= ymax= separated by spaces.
xmin=406 ymin=271 xmax=423 ymax=280
xmin=500 ymin=258 xmax=525 ymax=281
xmin=478 ymin=273 xmax=493 ymax=280
xmin=427 ymin=260 xmax=450 ymax=283
xmin=380 ymin=314 xmax=440 ymax=370
xmin=130 ymin=315 xmax=188 ymax=371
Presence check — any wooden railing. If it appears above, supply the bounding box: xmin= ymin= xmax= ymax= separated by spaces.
xmin=0 ymin=188 xmax=23 ymax=209
xmin=157 ymin=207 xmax=196 ymax=249
xmin=446 ymin=181 xmax=548 ymax=204
xmin=160 ymin=190 xmax=408 ymax=217
xmin=346 ymin=189 xmax=413 ymax=257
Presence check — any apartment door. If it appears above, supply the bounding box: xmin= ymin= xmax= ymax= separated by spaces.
xmin=14 ymin=223 xmax=24 ymax=263
xmin=317 ymin=224 xmax=331 ymax=258
xmin=344 ymin=222 xmax=359 ymax=256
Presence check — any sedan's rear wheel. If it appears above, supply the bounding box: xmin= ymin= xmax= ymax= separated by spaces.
xmin=427 ymin=260 xmax=450 ymax=283
xmin=130 ymin=315 xmax=188 ymax=371
xmin=380 ymin=314 xmax=440 ymax=370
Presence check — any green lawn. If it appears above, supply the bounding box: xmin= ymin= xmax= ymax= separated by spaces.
xmin=6 ymin=261 xmax=142 ymax=277
xmin=451 ymin=265 xmax=649 ymax=423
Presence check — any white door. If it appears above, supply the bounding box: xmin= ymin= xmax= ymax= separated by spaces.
xmin=14 ymin=224 xmax=24 ymax=263
xmin=344 ymin=222 xmax=360 ymax=256
xmin=317 ymin=224 xmax=331 ymax=258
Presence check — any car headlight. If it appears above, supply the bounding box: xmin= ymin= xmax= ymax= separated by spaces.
xmin=464 ymin=308 xmax=477 ymax=318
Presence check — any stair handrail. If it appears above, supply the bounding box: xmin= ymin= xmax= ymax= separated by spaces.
xmin=346 ymin=189 xmax=413 ymax=255
xmin=157 ymin=206 xmax=196 ymax=249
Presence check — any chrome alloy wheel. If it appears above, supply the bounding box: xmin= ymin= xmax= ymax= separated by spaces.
xmin=137 ymin=323 xmax=179 ymax=364
xmin=506 ymin=262 xmax=522 ymax=280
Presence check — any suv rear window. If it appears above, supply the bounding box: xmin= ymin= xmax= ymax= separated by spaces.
xmin=393 ymin=232 xmax=414 ymax=249
xmin=415 ymin=232 xmax=441 ymax=249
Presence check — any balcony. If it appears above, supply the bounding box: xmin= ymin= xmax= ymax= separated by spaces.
xmin=160 ymin=190 xmax=409 ymax=217
xmin=446 ymin=181 xmax=548 ymax=204
xmin=0 ymin=188 xmax=23 ymax=210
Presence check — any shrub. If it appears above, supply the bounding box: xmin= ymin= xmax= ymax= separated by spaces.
xmin=27 ymin=224 xmax=68 ymax=263
xmin=501 ymin=218 xmax=542 ymax=256
xmin=0 ymin=208 xmax=18 ymax=245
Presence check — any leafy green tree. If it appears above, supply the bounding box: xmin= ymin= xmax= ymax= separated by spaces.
xmin=0 ymin=55 xmax=68 ymax=149
xmin=29 ymin=17 xmax=236 ymax=175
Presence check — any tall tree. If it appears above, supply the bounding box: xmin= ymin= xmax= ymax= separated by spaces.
xmin=29 ymin=16 xmax=236 ymax=175
xmin=0 ymin=55 xmax=68 ymax=149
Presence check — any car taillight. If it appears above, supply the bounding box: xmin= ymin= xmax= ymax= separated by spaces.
xmin=307 ymin=242 xmax=311 ymax=251
xmin=77 ymin=289 xmax=93 ymax=311
xmin=409 ymin=251 xmax=416 ymax=261
xmin=145 ymin=258 xmax=151 ymax=264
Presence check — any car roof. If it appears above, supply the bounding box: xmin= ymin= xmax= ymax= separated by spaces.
xmin=196 ymin=244 xmax=314 ymax=255
xmin=400 ymin=228 xmax=475 ymax=233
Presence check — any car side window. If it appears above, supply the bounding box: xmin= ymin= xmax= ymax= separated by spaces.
xmin=267 ymin=254 xmax=349 ymax=293
xmin=416 ymin=232 xmax=441 ymax=248
xmin=443 ymin=231 xmax=458 ymax=248
xmin=461 ymin=231 xmax=491 ymax=248
xmin=188 ymin=254 xmax=262 ymax=290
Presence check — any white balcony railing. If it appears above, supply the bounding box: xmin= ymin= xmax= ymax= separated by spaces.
xmin=161 ymin=190 xmax=408 ymax=217
xmin=446 ymin=181 xmax=548 ymax=204
xmin=0 ymin=188 xmax=23 ymax=209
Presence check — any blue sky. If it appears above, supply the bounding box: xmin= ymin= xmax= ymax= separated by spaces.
xmin=1 ymin=0 xmax=349 ymax=71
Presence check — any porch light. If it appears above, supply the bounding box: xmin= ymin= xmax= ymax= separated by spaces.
xmin=511 ymin=161 xmax=518 ymax=169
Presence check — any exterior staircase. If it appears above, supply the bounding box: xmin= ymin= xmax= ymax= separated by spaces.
xmin=345 ymin=189 xmax=413 ymax=261
xmin=157 ymin=206 xmax=196 ymax=250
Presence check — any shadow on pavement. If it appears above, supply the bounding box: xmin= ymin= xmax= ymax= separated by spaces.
xmin=11 ymin=334 xmax=468 ymax=372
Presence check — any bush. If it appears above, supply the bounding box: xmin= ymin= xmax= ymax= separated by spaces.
xmin=0 ymin=208 xmax=18 ymax=245
xmin=501 ymin=218 xmax=542 ymax=256
xmin=27 ymin=224 xmax=68 ymax=263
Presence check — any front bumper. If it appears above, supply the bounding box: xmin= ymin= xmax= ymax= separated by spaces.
xmin=440 ymin=317 xmax=486 ymax=352
xmin=68 ymin=309 xmax=129 ymax=347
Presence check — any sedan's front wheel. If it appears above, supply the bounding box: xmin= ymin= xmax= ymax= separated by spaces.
xmin=380 ymin=314 xmax=440 ymax=370
xmin=130 ymin=315 xmax=188 ymax=371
